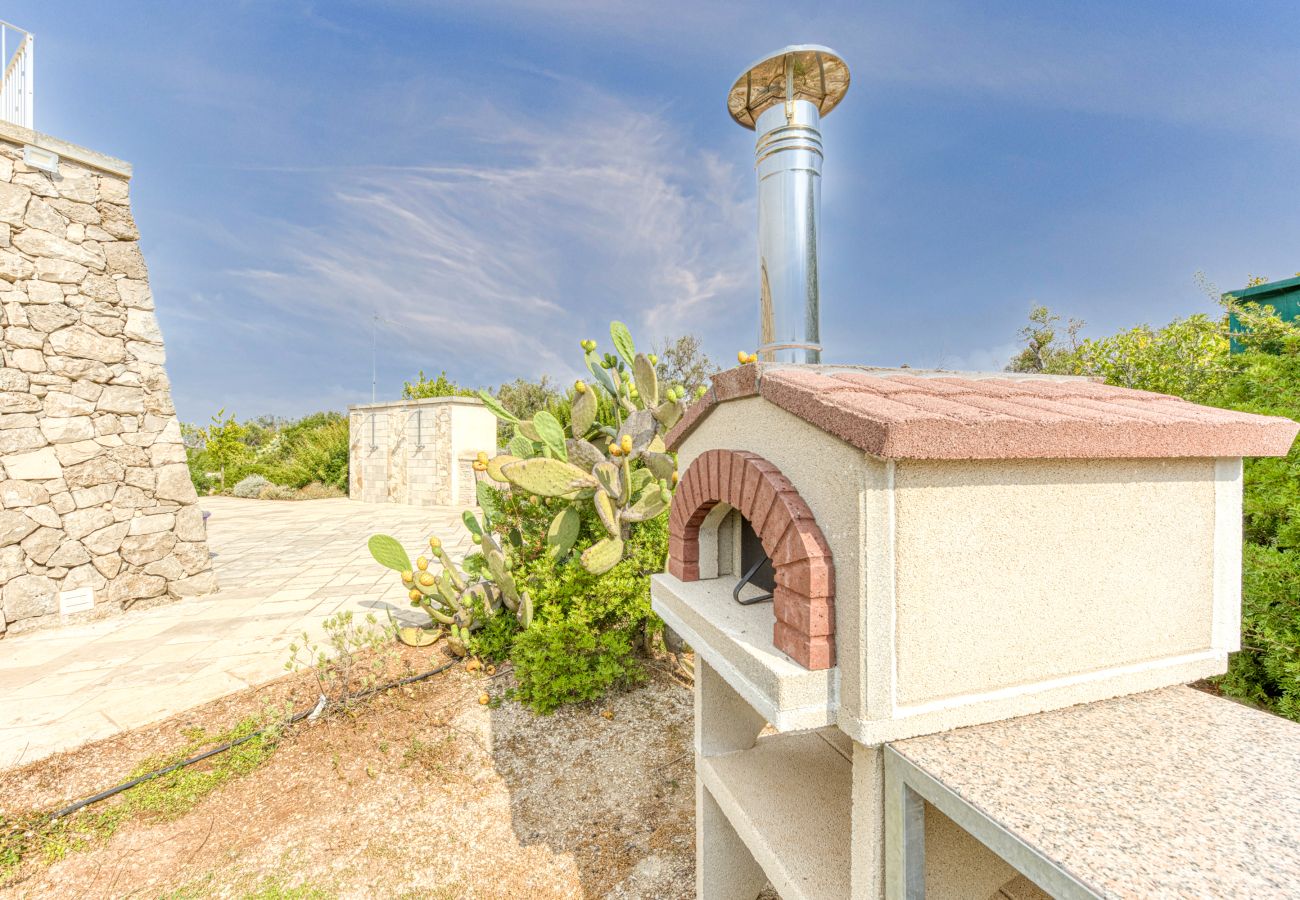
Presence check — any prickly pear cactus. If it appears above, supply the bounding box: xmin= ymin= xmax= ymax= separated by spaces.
xmin=477 ymin=321 xmax=694 ymax=575
xmin=372 ymin=319 xmax=699 ymax=651
xmin=368 ymin=516 xmax=534 ymax=651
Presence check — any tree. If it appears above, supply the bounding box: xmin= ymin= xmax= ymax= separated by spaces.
xmin=1006 ymin=306 xmax=1083 ymax=374
xmin=490 ymin=376 xmax=562 ymax=445
xmin=199 ymin=408 xmax=249 ymax=493
xmin=652 ymin=334 xmax=718 ymax=396
xmin=1005 ymin=305 xmax=1228 ymax=402
xmin=402 ymin=370 xmax=475 ymax=400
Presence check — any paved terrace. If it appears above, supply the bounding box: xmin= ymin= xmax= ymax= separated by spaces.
xmin=0 ymin=497 xmax=474 ymax=768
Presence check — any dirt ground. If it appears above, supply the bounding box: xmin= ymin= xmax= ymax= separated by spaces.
xmin=0 ymin=646 xmax=700 ymax=899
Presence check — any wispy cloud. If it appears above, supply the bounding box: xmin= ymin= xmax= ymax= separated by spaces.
xmin=230 ymin=89 xmax=752 ymax=384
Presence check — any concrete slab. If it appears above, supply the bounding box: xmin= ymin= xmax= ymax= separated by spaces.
xmin=0 ymin=496 xmax=475 ymax=768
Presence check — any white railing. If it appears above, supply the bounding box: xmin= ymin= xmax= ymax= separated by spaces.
xmin=0 ymin=21 xmax=32 ymax=130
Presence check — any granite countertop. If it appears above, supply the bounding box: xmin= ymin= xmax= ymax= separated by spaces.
xmin=891 ymin=686 xmax=1300 ymax=898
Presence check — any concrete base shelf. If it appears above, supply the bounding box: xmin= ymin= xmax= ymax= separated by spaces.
xmin=651 ymin=574 xmax=837 ymax=731
xmin=699 ymin=729 xmax=853 ymax=900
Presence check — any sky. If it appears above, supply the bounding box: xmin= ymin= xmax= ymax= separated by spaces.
xmin=7 ymin=1 xmax=1300 ymax=422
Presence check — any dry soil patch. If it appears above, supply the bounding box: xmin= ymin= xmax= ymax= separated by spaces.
xmin=1 ymin=647 xmax=698 ymax=899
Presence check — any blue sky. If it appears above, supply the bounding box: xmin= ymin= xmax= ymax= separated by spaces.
xmin=9 ymin=1 xmax=1300 ymax=422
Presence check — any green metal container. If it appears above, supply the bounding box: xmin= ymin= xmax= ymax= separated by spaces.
xmin=1226 ymin=275 xmax=1300 ymax=353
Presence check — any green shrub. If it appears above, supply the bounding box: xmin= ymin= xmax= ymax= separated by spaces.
xmin=403 ymin=370 xmax=476 ymax=400
xmin=185 ymin=411 xmax=350 ymax=495
xmin=504 ymin=513 xmax=667 ymax=713
xmin=268 ymin=419 xmax=349 ymax=489
xmin=1218 ymin=544 xmax=1300 ymax=719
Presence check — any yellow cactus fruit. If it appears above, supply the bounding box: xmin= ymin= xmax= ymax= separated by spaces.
xmin=620 ymin=434 xmax=633 ymax=453
xmin=401 ymin=569 xmax=413 ymax=583
xmin=671 ymin=471 xmax=679 ymax=487
xmin=416 ymin=556 xmax=429 ymax=571
xmin=486 ymin=664 xmax=497 ymax=676
xmin=574 ymin=380 xmax=587 ymax=393
xmin=465 ymin=658 xmax=482 ymax=673
xmin=476 ymin=450 xmax=489 ymax=463
xmin=419 ymin=573 xmax=435 ymax=586
xmin=600 ymin=709 xmax=614 ymax=720
xmin=479 ymin=692 xmax=490 ymax=705
xmin=408 ymin=589 xmax=422 ymax=602
xmin=429 ymin=536 xmax=442 ymax=550
xmin=737 ymin=350 xmax=749 ymax=364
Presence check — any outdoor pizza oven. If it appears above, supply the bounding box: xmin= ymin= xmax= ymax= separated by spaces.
xmin=651 ymin=362 xmax=1299 ymax=743
xmin=667 ymin=42 xmax=1300 ymax=900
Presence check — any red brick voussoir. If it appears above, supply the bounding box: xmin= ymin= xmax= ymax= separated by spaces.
xmin=668 ymin=449 xmax=835 ymax=670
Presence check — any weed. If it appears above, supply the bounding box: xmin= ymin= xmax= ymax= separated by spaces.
xmin=285 ymin=611 xmax=395 ymax=711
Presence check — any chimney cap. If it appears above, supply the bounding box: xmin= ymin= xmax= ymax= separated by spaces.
xmin=727 ymin=44 xmax=850 ymax=130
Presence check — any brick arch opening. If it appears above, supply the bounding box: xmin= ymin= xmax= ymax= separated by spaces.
xmin=668 ymin=449 xmax=835 ymax=670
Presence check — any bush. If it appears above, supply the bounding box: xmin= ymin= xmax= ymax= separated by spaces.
xmin=267 ymin=419 xmax=349 ymax=490
xmin=1008 ymin=294 xmax=1300 ymax=720
xmin=1218 ymin=544 xmax=1300 ymax=720
xmin=232 ymin=474 xmax=272 ymax=498
xmin=403 ymin=370 xmax=475 ymax=400
xmin=479 ymin=507 xmax=668 ymax=713
xmin=185 ymin=411 xmax=350 ymax=496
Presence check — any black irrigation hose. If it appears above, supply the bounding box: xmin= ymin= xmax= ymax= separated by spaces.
xmin=44 ymin=658 xmax=461 ymax=823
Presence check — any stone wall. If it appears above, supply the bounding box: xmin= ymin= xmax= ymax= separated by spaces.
xmin=0 ymin=122 xmax=214 ymax=635
xmin=349 ymin=397 xmax=497 ymax=507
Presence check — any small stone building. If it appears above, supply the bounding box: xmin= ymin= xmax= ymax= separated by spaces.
xmin=349 ymin=396 xmax=497 ymax=507
xmin=0 ymin=121 xmax=214 ymax=635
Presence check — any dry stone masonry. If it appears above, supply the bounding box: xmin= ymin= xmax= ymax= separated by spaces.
xmin=0 ymin=122 xmax=214 ymax=635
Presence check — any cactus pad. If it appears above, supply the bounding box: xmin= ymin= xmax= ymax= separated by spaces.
xmin=501 ymin=457 xmax=599 ymax=498
xmin=477 ymin=389 xmax=518 ymax=422
xmin=486 ymin=454 xmax=519 ymax=482
xmin=567 ymin=438 xmax=605 ymax=472
xmin=622 ymin=488 xmax=669 ymax=522
xmin=593 ymin=461 xmax=623 ymax=502
xmin=582 ymin=537 xmax=625 ymax=574
xmin=546 ymin=506 xmax=581 ymax=560
xmin=633 ymin=353 xmax=659 ymax=407
xmin=395 ymin=625 xmax=442 ymax=647
xmin=368 ymin=534 xmax=412 ymax=573
xmin=617 ymin=409 xmax=656 ymax=453
xmin=533 ymin=410 xmax=567 ymax=459
xmin=642 ymin=451 xmax=676 ymax=481
xmin=593 ymin=488 xmax=619 ymax=537
xmin=571 ymin=384 xmax=597 ymax=437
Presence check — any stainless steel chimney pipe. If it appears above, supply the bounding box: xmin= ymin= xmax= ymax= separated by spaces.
xmin=728 ymin=46 xmax=850 ymax=364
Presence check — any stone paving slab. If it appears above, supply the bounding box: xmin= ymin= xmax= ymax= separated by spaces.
xmin=0 ymin=496 xmax=474 ymax=769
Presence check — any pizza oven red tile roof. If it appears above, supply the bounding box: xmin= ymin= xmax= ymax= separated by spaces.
xmin=666 ymin=364 xmax=1300 ymax=460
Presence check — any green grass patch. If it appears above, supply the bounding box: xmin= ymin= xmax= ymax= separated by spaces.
xmin=0 ymin=714 xmax=284 ymax=882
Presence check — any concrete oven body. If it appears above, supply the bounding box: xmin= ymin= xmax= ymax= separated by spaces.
xmin=650 ymin=362 xmax=1299 ymax=900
